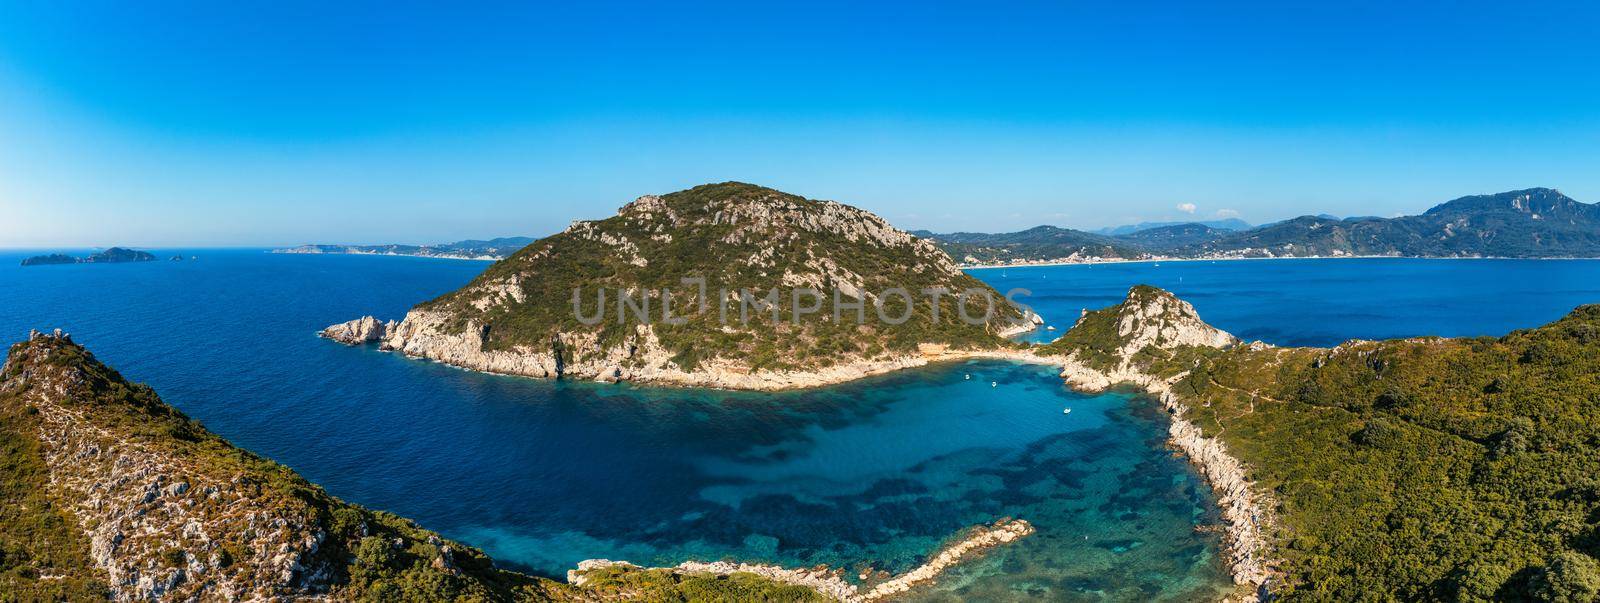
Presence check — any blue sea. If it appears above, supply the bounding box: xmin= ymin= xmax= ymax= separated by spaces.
xmin=5 ymin=251 xmax=1600 ymax=601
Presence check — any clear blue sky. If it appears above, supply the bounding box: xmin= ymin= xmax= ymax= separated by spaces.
xmin=2 ymin=1 xmax=1598 ymax=247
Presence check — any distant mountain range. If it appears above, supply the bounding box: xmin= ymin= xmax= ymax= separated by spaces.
xmin=20 ymin=247 xmax=157 ymax=266
xmin=271 ymin=236 xmax=536 ymax=260
xmin=918 ymin=188 xmax=1600 ymax=265
xmin=1092 ymin=218 xmax=1253 ymax=235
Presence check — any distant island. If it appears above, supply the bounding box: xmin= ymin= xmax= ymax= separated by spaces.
xmin=271 ymin=236 xmax=536 ymax=260
xmin=20 ymin=247 xmax=157 ymax=266
xmin=922 ymin=188 xmax=1600 ymax=266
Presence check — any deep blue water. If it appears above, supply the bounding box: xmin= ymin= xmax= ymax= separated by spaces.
xmin=982 ymin=258 xmax=1600 ymax=346
xmin=5 ymin=251 xmax=1599 ymax=600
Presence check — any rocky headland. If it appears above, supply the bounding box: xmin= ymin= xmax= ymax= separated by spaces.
xmin=1038 ymin=286 xmax=1277 ymax=597
xmin=323 ymin=182 xmax=1039 ymax=390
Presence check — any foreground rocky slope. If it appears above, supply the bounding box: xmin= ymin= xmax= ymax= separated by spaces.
xmin=325 ymin=182 xmax=1036 ymax=389
xmin=1043 ymin=286 xmax=1600 ymax=601
xmin=0 ymin=332 xmax=1037 ymax=601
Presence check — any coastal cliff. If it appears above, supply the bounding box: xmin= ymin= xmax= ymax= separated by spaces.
xmin=324 ymin=182 xmax=1038 ymax=390
xmin=1040 ymin=286 xmax=1276 ymax=597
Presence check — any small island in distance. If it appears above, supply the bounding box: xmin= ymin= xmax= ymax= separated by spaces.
xmin=20 ymin=247 xmax=158 ymax=266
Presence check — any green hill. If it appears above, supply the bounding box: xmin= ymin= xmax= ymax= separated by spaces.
xmin=328 ymin=182 xmax=1033 ymax=389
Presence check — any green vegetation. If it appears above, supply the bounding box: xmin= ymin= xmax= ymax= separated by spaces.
xmin=573 ymin=566 xmax=826 ymax=602
xmin=0 ymin=374 xmax=108 ymax=600
xmin=1052 ymin=288 xmax=1600 ymax=601
xmin=0 ymin=336 xmax=827 ymax=601
xmin=416 ymin=182 xmax=1027 ymax=372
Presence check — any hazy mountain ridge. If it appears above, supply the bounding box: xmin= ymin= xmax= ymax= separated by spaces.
xmin=1093 ymin=218 xmax=1253 ymax=235
xmin=918 ymin=188 xmax=1600 ymax=265
xmin=272 ymin=236 xmax=537 ymax=260
xmin=910 ymin=225 xmax=1148 ymax=264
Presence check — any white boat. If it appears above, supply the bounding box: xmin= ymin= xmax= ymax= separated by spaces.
xmin=991 ymin=381 xmax=997 ymax=387
xmin=1063 ymin=408 xmax=1072 ymax=415
xmin=1046 ymin=325 xmax=1056 ymax=331
xmin=964 ymin=374 xmax=971 ymax=380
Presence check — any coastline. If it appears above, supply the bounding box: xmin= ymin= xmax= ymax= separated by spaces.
xmin=959 ymin=254 xmax=1600 ymax=270
xmin=1055 ymin=352 xmax=1275 ymax=600
xmin=333 ymin=315 xmax=1275 ymax=597
xmin=336 ymin=331 xmax=1058 ymax=392
xmin=322 ymin=311 xmax=1049 ymax=392
xmin=268 ymin=249 xmax=502 ymax=261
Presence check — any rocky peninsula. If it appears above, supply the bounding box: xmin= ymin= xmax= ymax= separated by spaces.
xmin=1037 ymin=286 xmax=1277 ymax=598
xmin=570 ymin=518 xmax=1036 ymax=603
xmin=323 ymin=182 xmax=1040 ymax=390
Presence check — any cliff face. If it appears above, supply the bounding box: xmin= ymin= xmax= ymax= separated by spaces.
xmin=326 ymin=182 xmax=1034 ymax=389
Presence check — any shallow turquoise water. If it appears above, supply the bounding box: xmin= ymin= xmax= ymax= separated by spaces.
xmin=6 ymin=252 xmax=1597 ymax=600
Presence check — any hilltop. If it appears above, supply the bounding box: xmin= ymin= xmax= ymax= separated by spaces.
xmin=324 ymin=182 xmax=1038 ymax=389
xmin=1041 ymin=285 xmax=1600 ymax=600
xmin=919 ymin=188 xmax=1600 ymax=265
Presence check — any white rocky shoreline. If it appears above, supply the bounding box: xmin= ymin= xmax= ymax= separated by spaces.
xmin=319 ymin=310 xmax=1046 ymax=392
xmin=1058 ymin=354 xmax=1275 ymax=600
xmin=567 ymin=518 xmax=1035 ymax=602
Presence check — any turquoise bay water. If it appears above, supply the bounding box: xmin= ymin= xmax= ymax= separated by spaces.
xmin=5 ymin=252 xmax=1599 ymax=600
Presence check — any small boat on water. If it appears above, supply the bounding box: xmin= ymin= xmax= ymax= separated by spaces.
xmin=965 ymin=374 xmax=971 ymax=380
xmin=1063 ymin=408 xmax=1072 ymax=415
xmin=991 ymin=381 xmax=997 ymax=387
xmin=1046 ymin=325 xmax=1056 ymax=331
